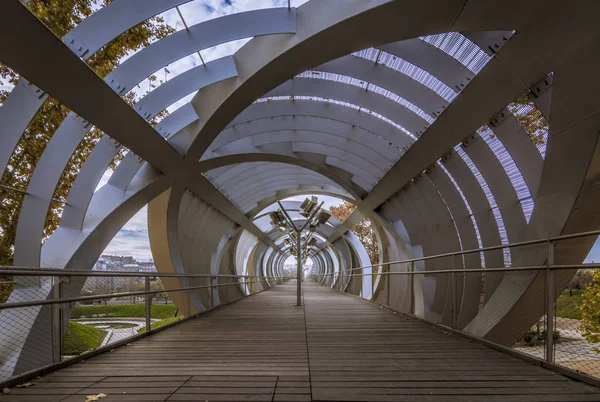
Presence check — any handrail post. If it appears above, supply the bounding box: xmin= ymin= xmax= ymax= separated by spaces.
xmin=371 ymin=266 xmax=374 ymax=300
xmin=410 ymin=261 xmax=415 ymax=315
xmin=451 ymin=253 xmax=457 ymax=329
xmin=296 ymin=230 xmax=302 ymax=306
xmin=210 ymin=276 xmax=215 ymax=309
xmin=386 ymin=266 xmax=390 ymax=307
xmin=186 ymin=278 xmax=191 ymax=317
xmin=145 ymin=276 xmax=151 ymax=332
xmin=51 ymin=276 xmax=66 ymax=363
xmin=545 ymin=240 xmax=555 ymax=363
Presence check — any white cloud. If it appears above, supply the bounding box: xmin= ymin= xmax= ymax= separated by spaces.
xmin=102 ymin=205 xmax=152 ymax=261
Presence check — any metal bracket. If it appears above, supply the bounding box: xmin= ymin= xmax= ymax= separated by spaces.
xmin=58 ymin=276 xmax=71 ymax=284
xmin=461 ymin=133 xmax=477 ymax=148
xmin=488 ymin=108 xmax=510 ymax=127
xmin=106 ymin=78 xmax=127 ymax=95
xmin=441 ymin=149 xmax=454 ymax=163
xmin=135 ymin=105 xmax=153 ymax=121
xmin=155 ymin=126 xmax=170 ymax=138
xmin=529 ymin=74 xmax=553 ymax=99
xmin=63 ymin=37 xmax=89 ymax=58
xmin=23 ymin=80 xmax=45 ymax=99
xmin=107 ymin=136 xmax=121 ymax=148
xmin=74 ymin=114 xmax=91 ymax=129
xmin=479 ymin=32 xmax=514 ymax=56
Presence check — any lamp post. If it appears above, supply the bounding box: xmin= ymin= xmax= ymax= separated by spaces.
xmin=271 ymin=197 xmax=330 ymax=306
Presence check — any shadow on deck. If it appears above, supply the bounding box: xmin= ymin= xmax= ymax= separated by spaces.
xmin=2 ymin=281 xmax=599 ymax=401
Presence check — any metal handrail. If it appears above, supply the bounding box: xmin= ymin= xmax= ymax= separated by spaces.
xmin=0 ymin=278 xmax=285 ymax=310
xmin=318 ymin=228 xmax=600 ymax=274
xmin=318 ymin=263 xmax=600 ymax=277
xmin=0 ymin=267 xmax=283 ymax=279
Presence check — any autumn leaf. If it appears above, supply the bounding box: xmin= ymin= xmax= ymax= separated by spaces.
xmin=85 ymin=393 xmax=108 ymax=402
xmin=2 ymin=387 xmax=9 ymax=394
xmin=15 ymin=382 xmax=34 ymax=388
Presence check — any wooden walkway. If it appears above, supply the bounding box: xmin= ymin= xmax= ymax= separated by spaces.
xmin=2 ymin=281 xmax=600 ymax=401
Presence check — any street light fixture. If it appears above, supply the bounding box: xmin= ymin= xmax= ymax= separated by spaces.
xmin=273 ymin=197 xmax=331 ymax=306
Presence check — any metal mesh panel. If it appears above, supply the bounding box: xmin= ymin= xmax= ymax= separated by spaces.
xmin=148 ymin=283 xmax=185 ymax=332
xmin=552 ymin=268 xmax=600 ymax=377
xmin=0 ymin=270 xmax=276 ymax=384
xmin=69 ymin=276 xmax=156 ymax=354
xmin=0 ymin=276 xmax=54 ymax=379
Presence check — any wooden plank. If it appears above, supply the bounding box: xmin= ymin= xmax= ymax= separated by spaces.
xmin=1 ymin=281 xmax=599 ymax=402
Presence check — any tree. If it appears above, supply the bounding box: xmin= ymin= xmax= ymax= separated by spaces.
xmin=0 ymin=0 xmax=175 ymax=266
xmin=329 ymin=201 xmax=380 ymax=273
xmin=579 ymin=269 xmax=600 ymax=352
xmin=507 ymin=92 xmax=548 ymax=146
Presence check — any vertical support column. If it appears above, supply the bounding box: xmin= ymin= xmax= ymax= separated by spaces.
xmin=51 ymin=276 xmax=64 ymax=363
xmin=145 ymin=277 xmax=151 ymax=332
xmin=297 ymin=232 xmax=302 ymax=306
xmin=545 ymin=241 xmax=555 ymax=363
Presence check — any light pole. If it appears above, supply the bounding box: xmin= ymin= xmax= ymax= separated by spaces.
xmin=270 ymin=197 xmax=330 ymax=306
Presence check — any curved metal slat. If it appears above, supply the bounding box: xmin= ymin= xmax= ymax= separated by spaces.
xmin=106 ymin=8 xmax=297 ymax=94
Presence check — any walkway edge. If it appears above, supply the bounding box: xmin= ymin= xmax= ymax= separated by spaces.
xmin=0 ymin=285 xmax=279 ymax=389
xmin=324 ymin=284 xmax=600 ymax=389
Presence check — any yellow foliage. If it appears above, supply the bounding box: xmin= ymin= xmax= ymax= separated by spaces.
xmin=579 ymin=270 xmax=600 ymax=352
xmin=328 ymin=201 xmax=380 ymax=272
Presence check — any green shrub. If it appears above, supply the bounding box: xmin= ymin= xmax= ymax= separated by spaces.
xmin=63 ymin=321 xmax=106 ymax=355
xmin=71 ymin=304 xmax=178 ymax=319
xmin=520 ymin=328 xmax=561 ymax=346
xmin=555 ymin=289 xmax=583 ymax=319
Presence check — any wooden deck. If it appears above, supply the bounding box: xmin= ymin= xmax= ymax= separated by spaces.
xmin=2 ymin=280 xmax=600 ymax=401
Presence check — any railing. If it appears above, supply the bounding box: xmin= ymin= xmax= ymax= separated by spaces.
xmin=315 ymin=229 xmax=600 ymax=381
xmin=0 ymin=269 xmax=286 ymax=384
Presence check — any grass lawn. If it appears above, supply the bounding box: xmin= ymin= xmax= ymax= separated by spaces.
xmin=63 ymin=321 xmax=106 ymax=355
xmin=556 ymin=289 xmax=583 ymax=319
xmin=137 ymin=316 xmax=184 ymax=333
xmin=71 ymin=304 xmax=179 ymax=319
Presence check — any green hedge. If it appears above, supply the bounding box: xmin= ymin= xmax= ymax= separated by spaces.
xmin=137 ymin=316 xmax=183 ymax=333
xmin=556 ymin=289 xmax=583 ymax=319
xmin=63 ymin=321 xmax=106 ymax=355
xmin=71 ymin=304 xmax=178 ymax=319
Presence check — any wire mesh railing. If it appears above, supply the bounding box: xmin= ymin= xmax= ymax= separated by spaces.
xmin=314 ymin=229 xmax=600 ymax=382
xmin=0 ymin=269 xmax=285 ymax=384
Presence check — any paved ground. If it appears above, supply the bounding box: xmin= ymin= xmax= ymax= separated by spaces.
xmin=1 ymin=281 xmax=600 ymax=401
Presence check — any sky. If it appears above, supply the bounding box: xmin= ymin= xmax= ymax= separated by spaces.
xmin=5 ymin=0 xmax=600 ymax=264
